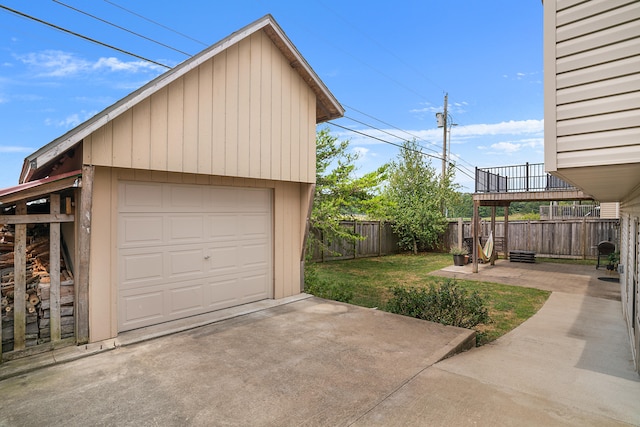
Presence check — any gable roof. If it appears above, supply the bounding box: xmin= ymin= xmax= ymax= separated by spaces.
xmin=20 ymin=14 xmax=344 ymax=183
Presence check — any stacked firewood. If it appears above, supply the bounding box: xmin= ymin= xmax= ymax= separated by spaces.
xmin=0 ymin=225 xmax=74 ymax=352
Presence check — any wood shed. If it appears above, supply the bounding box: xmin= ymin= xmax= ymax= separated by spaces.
xmin=0 ymin=14 xmax=343 ymax=361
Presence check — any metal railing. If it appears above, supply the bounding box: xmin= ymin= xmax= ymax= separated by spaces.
xmin=475 ymin=163 xmax=575 ymax=193
xmin=539 ymin=204 xmax=600 ymax=220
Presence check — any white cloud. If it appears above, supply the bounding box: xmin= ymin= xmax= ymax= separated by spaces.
xmin=0 ymin=145 xmax=32 ymax=153
xmin=16 ymin=50 xmax=166 ymax=77
xmin=485 ymin=137 xmax=544 ymax=155
xmin=45 ymin=110 xmax=97 ymax=128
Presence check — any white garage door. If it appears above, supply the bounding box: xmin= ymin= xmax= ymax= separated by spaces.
xmin=117 ymin=181 xmax=272 ymax=332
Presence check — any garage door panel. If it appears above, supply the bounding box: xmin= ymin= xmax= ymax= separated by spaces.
xmin=120 ymin=215 xmax=164 ymax=247
xmin=168 ymin=215 xmax=205 ymax=242
xmin=168 ymin=248 xmax=206 ymax=277
xmin=120 ymin=290 xmax=164 ymax=328
xmin=120 ymin=252 xmax=165 ymax=286
xmin=208 ymin=245 xmax=240 ymax=275
xmin=118 ymin=182 xmax=272 ymax=332
xmin=240 ymin=273 xmax=270 ymax=299
xmin=120 ymin=182 xmax=163 ymax=212
xmin=241 ymin=243 xmax=269 ymax=269
xmin=209 ymin=215 xmax=238 ymax=239
xmin=168 ymin=283 xmax=206 ymax=315
xmin=209 ymin=187 xmax=239 ymax=211
xmin=168 ymin=185 xmax=206 ymax=210
xmin=207 ymin=278 xmax=242 ymax=309
xmin=239 ymin=188 xmax=270 ymax=211
xmin=241 ymin=214 xmax=270 ymax=237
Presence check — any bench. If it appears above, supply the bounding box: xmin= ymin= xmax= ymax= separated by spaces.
xmin=509 ymin=250 xmax=535 ymax=263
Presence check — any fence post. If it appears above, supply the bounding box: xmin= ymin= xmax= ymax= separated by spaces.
xmin=525 ymin=162 xmax=530 ymax=192
xmin=582 ymin=218 xmax=587 ymax=260
xmin=378 ymin=220 xmax=382 ymax=256
xmin=457 ymin=217 xmax=463 ymax=249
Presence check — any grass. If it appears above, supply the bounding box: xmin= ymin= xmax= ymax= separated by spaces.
xmin=308 ymin=253 xmax=550 ymax=345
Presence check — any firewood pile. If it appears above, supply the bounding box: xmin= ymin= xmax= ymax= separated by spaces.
xmin=0 ymin=225 xmax=75 ymax=353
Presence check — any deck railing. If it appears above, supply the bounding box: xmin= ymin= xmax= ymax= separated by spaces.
xmin=475 ymin=163 xmax=576 ymax=193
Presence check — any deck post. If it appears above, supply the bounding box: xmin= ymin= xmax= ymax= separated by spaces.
xmin=504 ymin=205 xmax=509 ymax=260
xmin=490 ymin=206 xmax=496 ymax=265
xmin=472 ymin=200 xmax=479 ymax=273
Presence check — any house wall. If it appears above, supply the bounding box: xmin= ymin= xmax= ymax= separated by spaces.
xmin=620 ymin=190 xmax=640 ymax=373
xmin=600 ymin=202 xmax=620 ymax=219
xmin=88 ymin=167 xmax=310 ymax=342
xmin=82 ymin=29 xmax=316 ymax=184
xmin=544 ymin=0 xmax=640 ymax=171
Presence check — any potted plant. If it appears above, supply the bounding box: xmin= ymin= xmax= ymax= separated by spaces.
xmin=607 ymin=252 xmax=620 ymax=271
xmin=450 ymin=246 xmax=469 ymax=266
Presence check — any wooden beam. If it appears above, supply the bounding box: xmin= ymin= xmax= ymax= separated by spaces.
xmin=0 ymin=176 xmax=79 ymax=205
xmin=76 ymin=165 xmax=94 ymax=344
xmin=472 ymin=199 xmax=479 ymax=273
xmin=490 ymin=206 xmax=496 ymax=266
xmin=0 ymin=214 xmax=74 ymax=225
xmin=504 ymin=205 xmax=509 ymax=260
xmin=50 ymin=193 xmax=62 ymax=342
xmin=13 ymin=201 xmax=27 ymax=351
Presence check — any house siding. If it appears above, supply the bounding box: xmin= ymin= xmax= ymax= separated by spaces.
xmin=83 ymin=30 xmax=316 ymax=184
xmin=545 ymin=0 xmax=640 ymax=170
xmin=545 ymin=0 xmax=640 ymax=373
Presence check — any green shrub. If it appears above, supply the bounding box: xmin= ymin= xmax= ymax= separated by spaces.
xmin=304 ymin=263 xmax=354 ymax=303
xmin=386 ymin=279 xmax=489 ymax=329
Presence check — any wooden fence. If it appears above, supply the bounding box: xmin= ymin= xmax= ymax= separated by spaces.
xmin=309 ymin=220 xmax=400 ymax=262
xmin=444 ymin=219 xmax=620 ymax=259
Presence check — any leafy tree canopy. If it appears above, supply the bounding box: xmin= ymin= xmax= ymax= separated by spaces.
xmin=384 ymin=140 xmax=459 ymax=254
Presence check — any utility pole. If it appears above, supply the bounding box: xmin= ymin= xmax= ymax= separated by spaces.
xmin=436 ymin=93 xmax=448 ymax=178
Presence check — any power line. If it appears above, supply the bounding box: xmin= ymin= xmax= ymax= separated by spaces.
xmin=103 ymin=0 xmax=209 ymax=47
xmin=53 ymin=0 xmax=193 ymax=57
xmin=327 ymin=121 xmax=475 ymax=181
xmin=342 ymin=103 xmax=478 ymax=172
xmin=0 ymin=4 xmax=171 ymax=69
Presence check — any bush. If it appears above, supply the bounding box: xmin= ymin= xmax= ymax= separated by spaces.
xmin=386 ymin=279 xmax=489 ymax=329
xmin=304 ymin=263 xmax=354 ymax=303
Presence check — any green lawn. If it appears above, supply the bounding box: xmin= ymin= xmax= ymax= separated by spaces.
xmin=307 ymin=253 xmax=550 ymax=345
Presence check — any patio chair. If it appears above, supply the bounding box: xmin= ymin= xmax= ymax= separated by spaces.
xmin=596 ymin=241 xmax=616 ymax=270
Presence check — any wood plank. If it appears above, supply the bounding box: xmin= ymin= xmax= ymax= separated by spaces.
xmin=131 ymin=97 xmax=151 ymax=170
xmin=167 ymin=77 xmax=185 ymax=172
xmin=183 ymin=68 xmax=199 ymax=174
xmin=49 ymin=194 xmax=62 ymax=341
xmin=150 ymin=87 xmax=169 ymax=171
xmin=237 ymin=37 xmax=251 ymax=178
xmin=198 ymin=58 xmax=213 ymax=175
xmin=212 ymin=53 xmax=227 ymax=175
xmin=225 ymin=43 xmax=239 ymax=176
xmin=13 ymin=201 xmax=27 ymax=350
xmin=76 ymin=165 xmax=94 ymax=344
xmin=112 ymin=109 xmax=133 ymax=168
xmin=249 ymin=33 xmax=262 ymax=178
xmin=0 ymin=214 xmax=74 ymax=225
xmin=260 ymin=32 xmax=272 ymax=179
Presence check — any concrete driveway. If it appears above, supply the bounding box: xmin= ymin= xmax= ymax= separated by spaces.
xmin=0 ymin=296 xmax=474 ymax=426
xmin=1 ymin=261 xmax=639 ymax=426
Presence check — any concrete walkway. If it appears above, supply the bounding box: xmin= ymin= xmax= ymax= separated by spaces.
xmin=1 ymin=261 xmax=638 ymax=426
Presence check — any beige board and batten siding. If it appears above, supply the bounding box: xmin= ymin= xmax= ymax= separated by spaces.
xmin=83 ymin=29 xmax=316 ymax=184
xmin=88 ymin=167 xmax=309 ymax=341
xmin=544 ymin=0 xmax=640 ymax=202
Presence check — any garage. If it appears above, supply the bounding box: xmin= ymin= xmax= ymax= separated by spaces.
xmin=8 ymin=15 xmax=343 ymax=346
xmin=117 ymin=181 xmax=272 ymax=331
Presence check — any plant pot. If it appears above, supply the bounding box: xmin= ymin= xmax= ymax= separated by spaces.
xmin=464 ymin=255 xmax=469 ymax=265
xmin=453 ymin=254 xmax=466 ymax=266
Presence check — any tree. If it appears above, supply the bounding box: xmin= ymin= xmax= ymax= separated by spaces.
xmin=310 ymin=128 xmax=387 ymax=255
xmin=385 ymin=140 xmax=458 ymax=254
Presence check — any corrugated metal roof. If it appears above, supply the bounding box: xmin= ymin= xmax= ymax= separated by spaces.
xmin=0 ymin=170 xmax=81 ymax=205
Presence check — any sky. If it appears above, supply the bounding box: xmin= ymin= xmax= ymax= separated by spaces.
xmin=0 ymin=1 xmax=544 ymax=191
